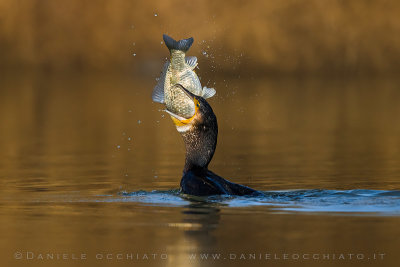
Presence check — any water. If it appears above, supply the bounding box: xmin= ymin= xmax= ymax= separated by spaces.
xmin=1 ymin=73 xmax=400 ymax=266
xmin=102 ymin=189 xmax=400 ymax=215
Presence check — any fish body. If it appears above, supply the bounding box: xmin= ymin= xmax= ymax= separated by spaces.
xmin=152 ymin=34 xmax=216 ymax=118
xmin=164 ymin=84 xmax=197 ymax=122
xmin=168 ymin=50 xmax=202 ymax=96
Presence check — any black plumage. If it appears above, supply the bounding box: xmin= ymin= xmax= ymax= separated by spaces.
xmin=172 ymin=87 xmax=260 ymax=196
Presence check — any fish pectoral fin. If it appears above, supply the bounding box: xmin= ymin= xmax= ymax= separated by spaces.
xmin=152 ymin=61 xmax=169 ymax=103
xmin=185 ymin=56 xmax=198 ymax=70
xmin=202 ymin=86 xmax=216 ymax=99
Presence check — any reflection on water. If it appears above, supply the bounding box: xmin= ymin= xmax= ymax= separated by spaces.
xmin=1 ymin=73 xmax=400 ymax=266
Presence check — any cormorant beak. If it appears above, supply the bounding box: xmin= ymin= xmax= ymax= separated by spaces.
xmin=165 ymin=109 xmax=189 ymax=122
xmin=164 ymin=84 xmax=200 ymax=127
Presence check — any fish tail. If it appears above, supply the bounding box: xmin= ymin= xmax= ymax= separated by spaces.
xmin=163 ymin=34 xmax=194 ymax=52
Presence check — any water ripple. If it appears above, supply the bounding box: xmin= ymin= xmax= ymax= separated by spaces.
xmin=103 ymin=189 xmax=400 ymax=215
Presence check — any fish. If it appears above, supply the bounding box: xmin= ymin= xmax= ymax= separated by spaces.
xmin=163 ymin=84 xmax=197 ymax=121
xmin=152 ymin=34 xmax=216 ymax=118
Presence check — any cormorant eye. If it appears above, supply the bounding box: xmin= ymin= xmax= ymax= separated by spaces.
xmin=196 ymin=103 xmax=200 ymax=108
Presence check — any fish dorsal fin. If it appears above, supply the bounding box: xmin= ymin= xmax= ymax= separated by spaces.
xmin=152 ymin=61 xmax=169 ymax=103
xmin=185 ymin=56 xmax=198 ymax=69
xmin=202 ymin=86 xmax=216 ymax=99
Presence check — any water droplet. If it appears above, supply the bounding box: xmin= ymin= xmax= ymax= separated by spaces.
xmin=117 ymin=145 xmax=121 ymax=149
xmin=160 ymin=41 xmax=163 ymax=44
xmin=125 ymin=173 xmax=129 ymax=177
xmin=128 ymin=110 xmax=132 ymax=113
xmin=132 ymin=42 xmax=136 ymax=46
xmin=154 ymin=13 xmax=158 ymax=17
xmin=138 ymin=120 xmax=141 ymax=124
xmin=133 ymin=53 xmax=136 ymax=56
xmin=154 ymin=175 xmax=158 ymax=178
xmin=128 ymin=137 xmax=131 ymax=141
xmin=202 ymin=51 xmax=209 ymax=58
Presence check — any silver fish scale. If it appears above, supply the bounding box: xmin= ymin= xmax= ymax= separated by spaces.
xmin=153 ymin=49 xmax=202 ymax=119
xmin=164 ymin=55 xmax=201 ymax=119
xmin=166 ymin=85 xmax=195 ymax=119
xmin=164 ymin=64 xmax=202 ymax=94
xmin=176 ymin=69 xmax=202 ymax=95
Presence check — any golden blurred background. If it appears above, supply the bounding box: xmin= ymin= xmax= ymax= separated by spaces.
xmin=1 ymin=0 xmax=400 ymax=74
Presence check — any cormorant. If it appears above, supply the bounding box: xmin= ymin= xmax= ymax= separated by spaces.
xmin=166 ymin=84 xmax=260 ymax=196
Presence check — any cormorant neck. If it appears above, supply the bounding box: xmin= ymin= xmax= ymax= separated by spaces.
xmin=180 ymin=102 xmax=218 ymax=173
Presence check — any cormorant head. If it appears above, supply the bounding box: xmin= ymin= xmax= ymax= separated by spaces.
xmin=165 ymin=85 xmax=218 ymax=172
